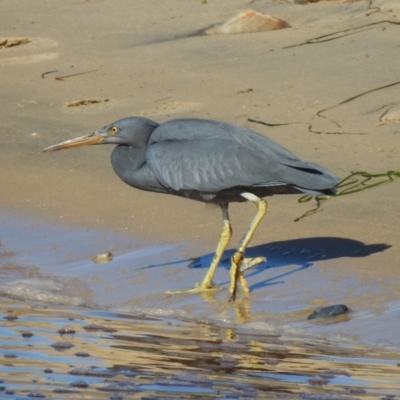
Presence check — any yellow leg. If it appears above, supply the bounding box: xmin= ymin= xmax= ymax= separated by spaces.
xmin=229 ymin=193 xmax=268 ymax=301
xmin=166 ymin=203 xmax=232 ymax=295
xmin=198 ymin=213 xmax=232 ymax=289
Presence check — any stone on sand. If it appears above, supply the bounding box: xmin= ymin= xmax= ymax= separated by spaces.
xmin=208 ymin=10 xmax=288 ymax=35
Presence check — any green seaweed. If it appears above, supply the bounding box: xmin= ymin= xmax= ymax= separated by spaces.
xmin=295 ymin=170 xmax=400 ymax=221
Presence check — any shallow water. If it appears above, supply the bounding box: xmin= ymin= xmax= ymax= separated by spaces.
xmin=1 ymin=212 xmax=400 ymax=398
xmin=1 ymin=211 xmax=399 ymax=346
xmin=1 ymin=297 xmax=400 ymax=400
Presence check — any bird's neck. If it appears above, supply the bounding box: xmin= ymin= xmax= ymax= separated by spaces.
xmin=110 ymin=145 xmax=146 ymax=185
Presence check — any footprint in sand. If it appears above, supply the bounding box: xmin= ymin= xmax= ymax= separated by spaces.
xmin=0 ymin=37 xmax=59 ymax=66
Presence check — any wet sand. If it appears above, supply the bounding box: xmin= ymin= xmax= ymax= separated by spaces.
xmin=1 ymin=296 xmax=400 ymax=399
xmin=1 ymin=0 xmax=400 ymax=397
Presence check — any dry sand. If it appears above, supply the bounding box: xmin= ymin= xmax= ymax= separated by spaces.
xmin=1 ymin=0 xmax=400 ymax=344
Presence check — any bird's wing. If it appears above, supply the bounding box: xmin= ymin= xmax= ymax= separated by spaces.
xmin=150 ymin=118 xmax=302 ymax=166
xmin=147 ymin=119 xmax=340 ymax=193
xmin=146 ymin=139 xmax=285 ymax=192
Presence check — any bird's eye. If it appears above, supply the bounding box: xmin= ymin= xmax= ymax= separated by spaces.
xmin=110 ymin=126 xmax=118 ymax=134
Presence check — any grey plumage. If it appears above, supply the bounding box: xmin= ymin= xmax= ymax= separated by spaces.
xmin=107 ymin=117 xmax=339 ymax=202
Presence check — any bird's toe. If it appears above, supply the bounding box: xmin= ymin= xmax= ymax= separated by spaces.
xmin=240 ymin=256 xmax=267 ymax=272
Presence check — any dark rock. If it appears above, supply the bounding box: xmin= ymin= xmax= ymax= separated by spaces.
xmin=50 ymin=341 xmax=74 ymax=351
xmin=69 ymin=380 xmax=89 ymax=388
xmin=58 ymin=325 xmax=76 ymax=335
xmin=75 ymin=351 xmax=90 ymax=357
xmin=3 ymin=314 xmax=18 ymax=321
xmin=307 ymin=304 xmax=349 ymax=320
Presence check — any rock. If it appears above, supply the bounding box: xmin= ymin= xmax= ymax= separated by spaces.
xmin=207 ymin=10 xmax=288 ymax=35
xmin=307 ymin=304 xmax=349 ymax=320
xmin=92 ymin=251 xmax=113 ymax=264
xmin=50 ymin=341 xmax=74 ymax=351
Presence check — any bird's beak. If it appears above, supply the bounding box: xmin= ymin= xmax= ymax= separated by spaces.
xmin=42 ymin=131 xmax=107 ymax=152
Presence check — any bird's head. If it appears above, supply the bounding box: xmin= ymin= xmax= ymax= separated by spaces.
xmin=43 ymin=117 xmax=159 ymax=152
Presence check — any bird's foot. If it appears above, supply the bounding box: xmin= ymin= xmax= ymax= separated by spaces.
xmin=229 ymin=255 xmax=267 ymax=301
xmin=165 ymin=283 xmax=221 ymax=295
xmin=240 ymin=256 xmax=267 ymax=272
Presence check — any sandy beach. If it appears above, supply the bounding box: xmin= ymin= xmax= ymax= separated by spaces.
xmin=1 ymin=0 xmax=400 ymax=397
xmin=1 ymin=0 xmax=400 ymax=345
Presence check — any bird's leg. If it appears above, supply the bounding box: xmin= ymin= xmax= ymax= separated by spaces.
xmin=198 ymin=203 xmax=232 ymax=290
xmin=166 ymin=203 xmax=231 ymax=295
xmin=229 ymin=193 xmax=268 ymax=301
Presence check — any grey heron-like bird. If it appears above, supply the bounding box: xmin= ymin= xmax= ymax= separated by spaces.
xmin=43 ymin=117 xmax=339 ymax=300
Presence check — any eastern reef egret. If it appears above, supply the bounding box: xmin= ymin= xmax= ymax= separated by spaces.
xmin=44 ymin=117 xmax=339 ymax=300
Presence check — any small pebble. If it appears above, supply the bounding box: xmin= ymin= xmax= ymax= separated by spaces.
xmin=103 ymin=326 xmax=118 ymax=333
xmin=83 ymin=323 xmax=106 ymax=331
xmin=92 ymin=251 xmax=113 ymax=264
xmin=50 ymin=342 xmax=74 ymax=351
xmin=3 ymin=314 xmax=18 ymax=321
xmin=69 ymin=380 xmax=89 ymax=388
xmin=75 ymin=351 xmax=90 ymax=357
xmin=58 ymin=325 xmax=76 ymax=335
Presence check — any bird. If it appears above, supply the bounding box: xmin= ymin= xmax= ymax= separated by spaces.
xmin=43 ymin=117 xmax=340 ymax=301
